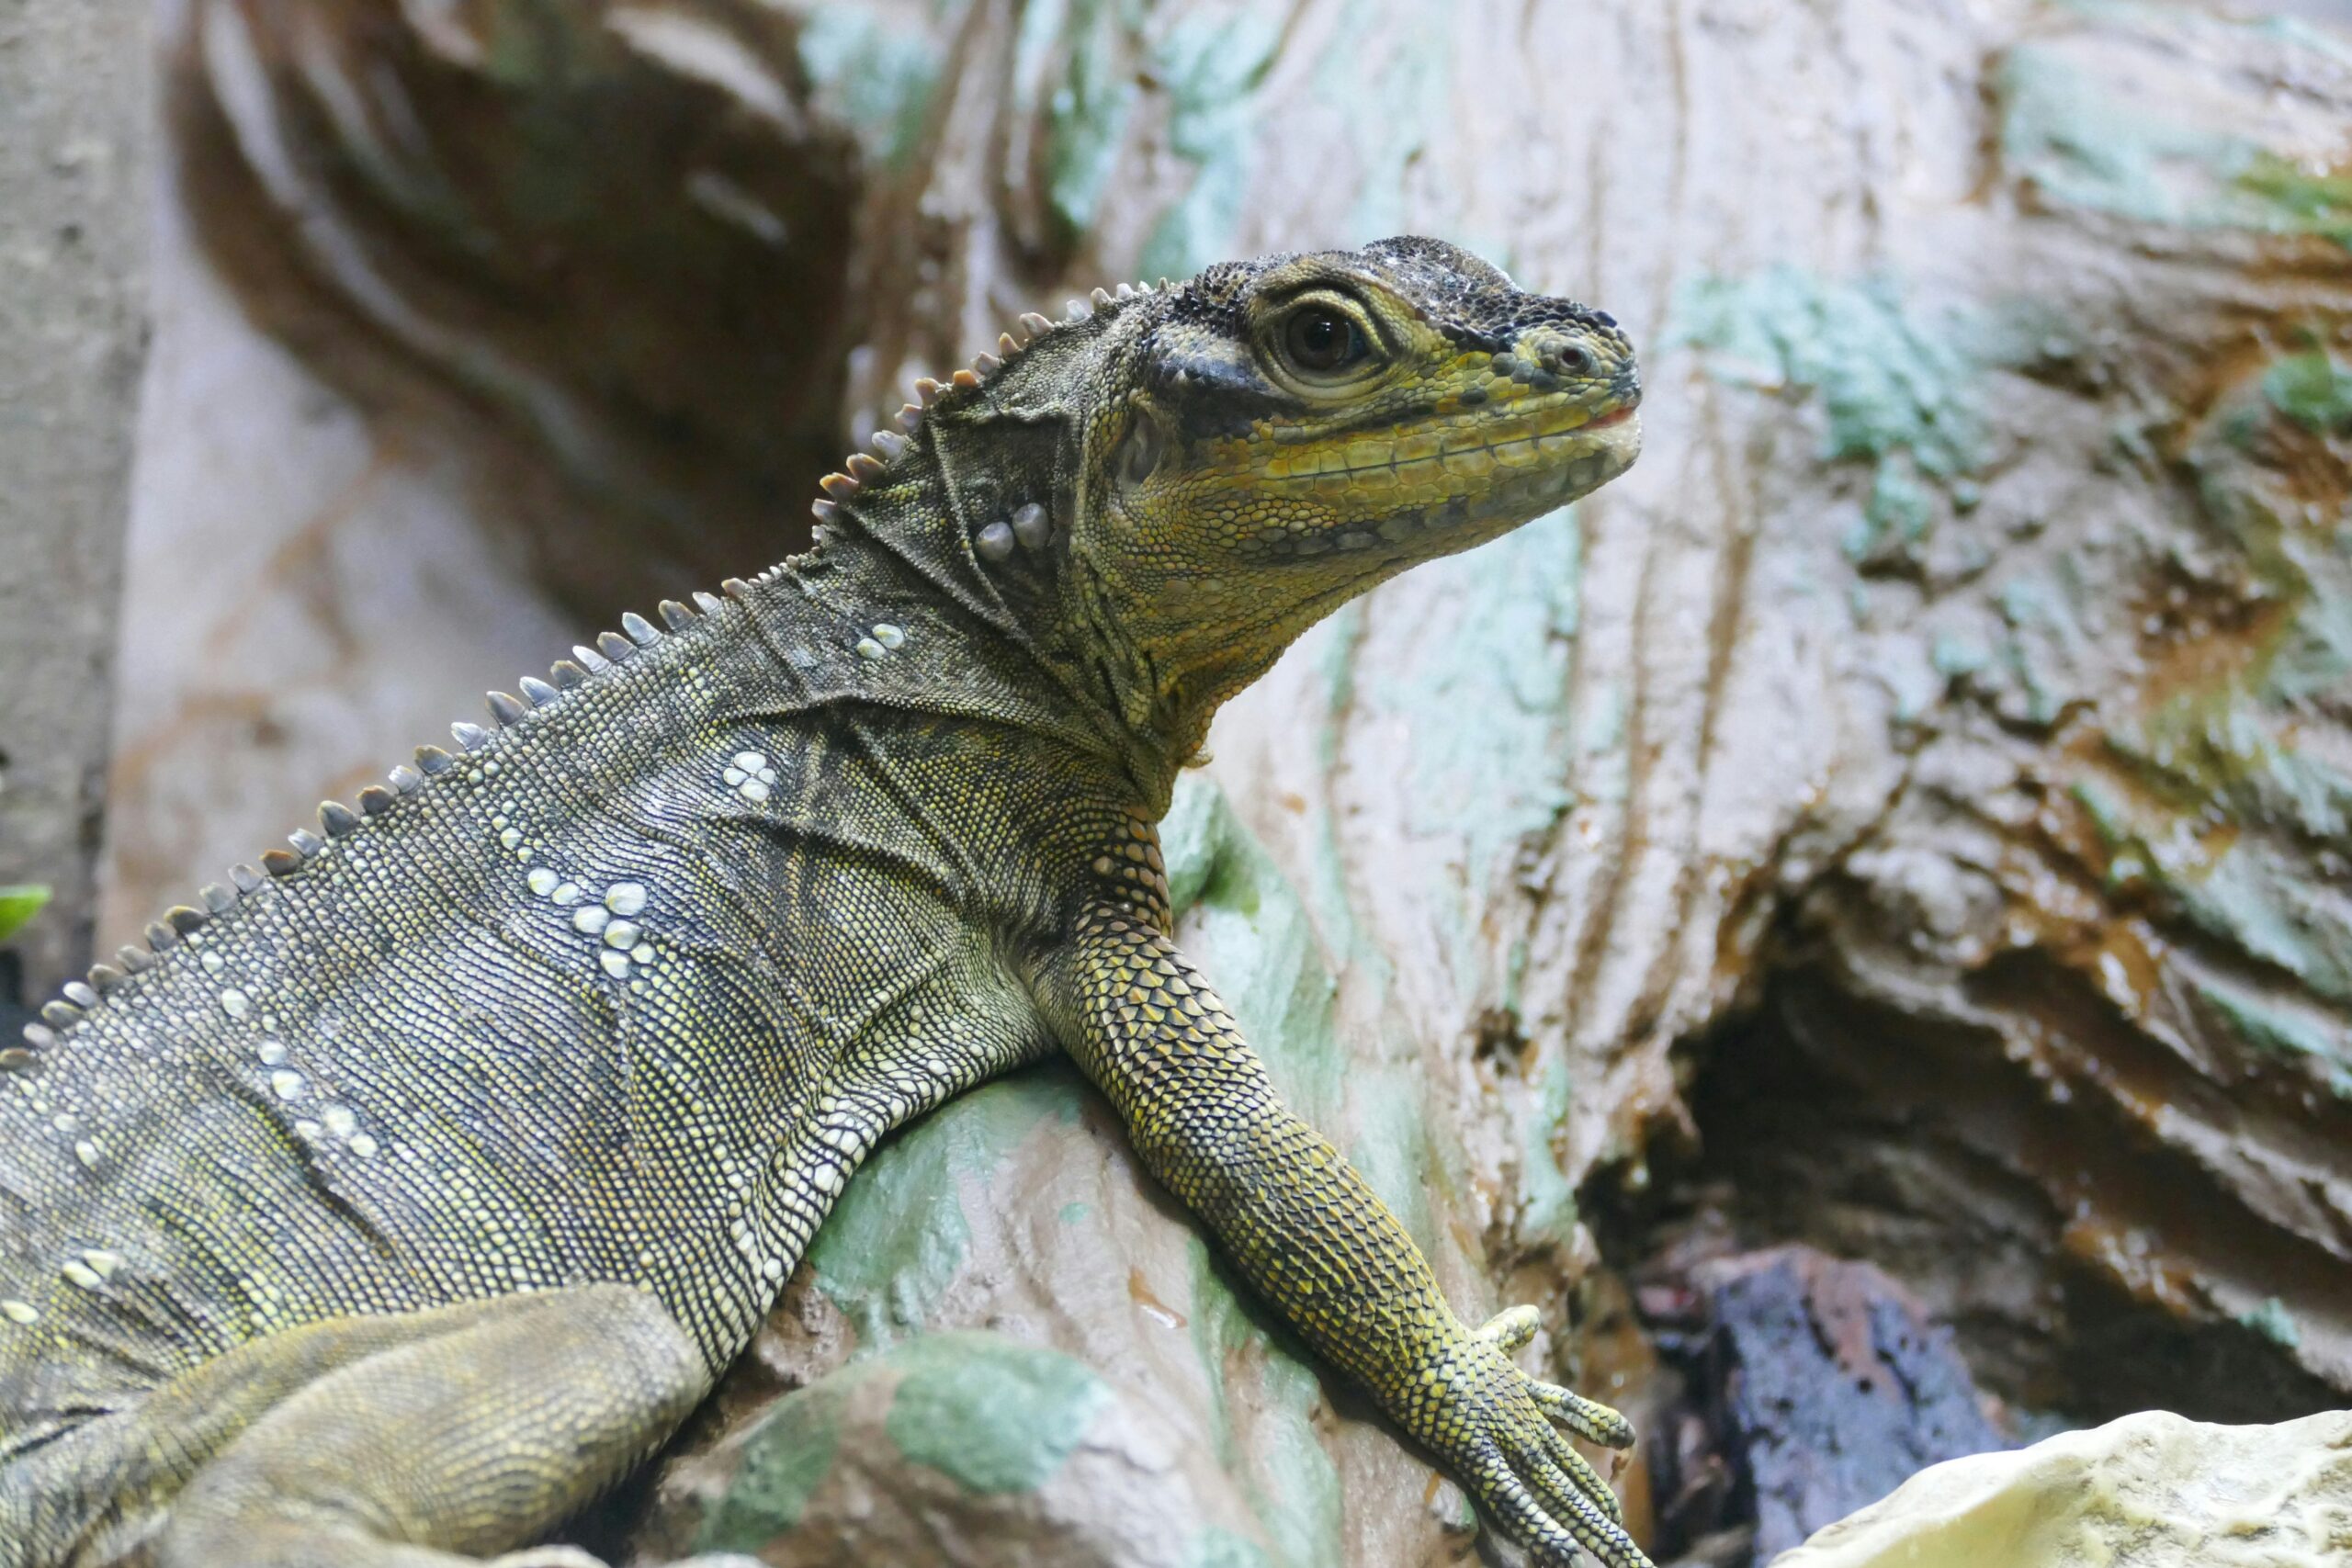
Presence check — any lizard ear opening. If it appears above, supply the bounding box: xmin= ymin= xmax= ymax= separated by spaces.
xmin=1115 ymin=407 xmax=1167 ymax=487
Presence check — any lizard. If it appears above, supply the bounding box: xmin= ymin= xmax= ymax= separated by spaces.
xmin=0 ymin=236 xmax=1647 ymax=1568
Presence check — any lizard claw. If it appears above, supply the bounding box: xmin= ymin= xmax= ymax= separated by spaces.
xmin=1402 ymin=1310 xmax=1652 ymax=1567
xmin=1473 ymin=1438 xmax=1650 ymax=1568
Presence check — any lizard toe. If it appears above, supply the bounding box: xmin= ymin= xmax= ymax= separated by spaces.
xmin=1474 ymin=1303 xmax=1544 ymax=1353
xmin=1529 ymin=1378 xmax=1638 ymax=1450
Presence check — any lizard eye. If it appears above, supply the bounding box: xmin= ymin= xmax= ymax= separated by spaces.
xmin=1283 ymin=306 xmax=1369 ymax=377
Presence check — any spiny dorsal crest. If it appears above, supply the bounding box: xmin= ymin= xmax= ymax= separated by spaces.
xmin=804 ymin=278 xmax=1169 ymax=545
xmin=14 ymin=277 xmax=1179 ymax=1065
xmin=8 ymin=586 xmax=750 ymax=1067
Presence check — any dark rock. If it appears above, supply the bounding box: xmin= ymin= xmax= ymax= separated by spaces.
xmin=1651 ymin=1247 xmax=2009 ymax=1564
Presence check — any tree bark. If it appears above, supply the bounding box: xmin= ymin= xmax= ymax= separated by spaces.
xmin=109 ymin=1 xmax=2352 ymax=1562
xmin=0 ymin=0 xmax=149 ymax=1004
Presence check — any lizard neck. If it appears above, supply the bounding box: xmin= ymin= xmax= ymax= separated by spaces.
xmin=801 ymin=438 xmax=1193 ymax=817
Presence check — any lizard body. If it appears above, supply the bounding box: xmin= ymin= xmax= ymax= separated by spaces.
xmin=0 ymin=238 xmax=1646 ymax=1567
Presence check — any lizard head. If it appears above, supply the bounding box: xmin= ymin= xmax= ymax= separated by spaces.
xmin=844 ymin=237 xmax=1637 ymax=774
xmin=1067 ymin=236 xmax=1639 ymax=740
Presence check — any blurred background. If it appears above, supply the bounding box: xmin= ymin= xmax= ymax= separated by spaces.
xmin=4 ymin=1 xmax=2350 ymax=1563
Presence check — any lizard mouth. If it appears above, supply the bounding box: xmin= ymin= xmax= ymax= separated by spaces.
xmin=1252 ymin=394 xmax=1635 ymax=490
xmin=1235 ymin=406 xmax=1639 ymax=562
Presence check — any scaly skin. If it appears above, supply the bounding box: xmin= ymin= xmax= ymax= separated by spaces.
xmin=0 ymin=238 xmax=1646 ymax=1567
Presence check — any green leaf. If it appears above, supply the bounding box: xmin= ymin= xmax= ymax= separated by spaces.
xmin=0 ymin=886 xmax=51 ymax=945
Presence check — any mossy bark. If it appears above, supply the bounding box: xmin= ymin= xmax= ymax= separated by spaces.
xmin=107 ymin=1 xmax=2352 ymax=1561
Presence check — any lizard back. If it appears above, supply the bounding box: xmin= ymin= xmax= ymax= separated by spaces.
xmin=0 ymin=553 xmax=1096 ymax=1471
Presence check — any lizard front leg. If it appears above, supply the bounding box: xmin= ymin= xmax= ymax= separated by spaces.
xmin=1038 ymin=899 xmax=1650 ymax=1568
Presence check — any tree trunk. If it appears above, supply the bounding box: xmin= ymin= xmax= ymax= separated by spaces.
xmin=109 ymin=1 xmax=2352 ymax=1562
xmin=0 ymin=0 xmax=148 ymax=1006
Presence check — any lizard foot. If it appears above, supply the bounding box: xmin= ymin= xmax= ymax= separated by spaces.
xmin=1411 ymin=1308 xmax=1651 ymax=1568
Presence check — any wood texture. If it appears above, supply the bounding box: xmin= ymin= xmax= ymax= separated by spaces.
xmin=105 ymin=3 xmax=2352 ymax=1561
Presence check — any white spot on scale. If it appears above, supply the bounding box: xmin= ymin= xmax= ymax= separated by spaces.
xmin=605 ymin=883 xmax=647 ymax=917
xmin=603 ymin=920 xmax=641 ymax=950
xmin=349 ymin=1134 xmax=379 ymax=1157
xmin=599 ymin=951 xmax=631 ymax=979
xmin=220 ymin=989 xmax=250 ymax=1019
xmin=257 ymin=1041 xmax=288 ymax=1066
xmin=725 ymin=752 xmax=777 ymax=803
xmin=573 ymin=907 xmax=610 ymax=936
xmin=62 ymin=1261 xmax=101 ymax=1291
xmin=1 ymin=1300 xmax=37 ymax=1325
xmin=74 ymin=1140 xmax=97 ymax=1169
xmin=269 ymin=1070 xmax=304 ymax=1101
xmin=526 ymin=868 xmax=559 ymax=897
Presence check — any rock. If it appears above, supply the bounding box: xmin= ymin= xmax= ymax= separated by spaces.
xmin=1775 ymin=1409 xmax=2352 ymax=1568
xmin=636 ymin=1331 xmax=1276 ymax=1568
xmin=1645 ymin=1249 xmax=2008 ymax=1563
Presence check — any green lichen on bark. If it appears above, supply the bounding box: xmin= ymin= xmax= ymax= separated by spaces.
xmin=691 ymin=1331 xmax=1110 ymax=1554
xmin=1673 ymin=268 xmax=1993 ymax=567
xmin=693 ymin=1369 xmax=854 ymax=1547
xmin=795 ymin=3 xmax=947 ymax=167
xmin=1013 ymin=0 xmax=1142 ymax=243
xmin=1136 ymin=5 xmax=1284 ymax=280
xmin=805 ymin=1069 xmax=1087 ymax=1350
xmin=884 ymin=1332 xmax=1109 ymax=1494
xmin=2264 ymin=351 xmax=2352 ymax=434
xmin=1996 ymin=3 xmax=2352 ymax=247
